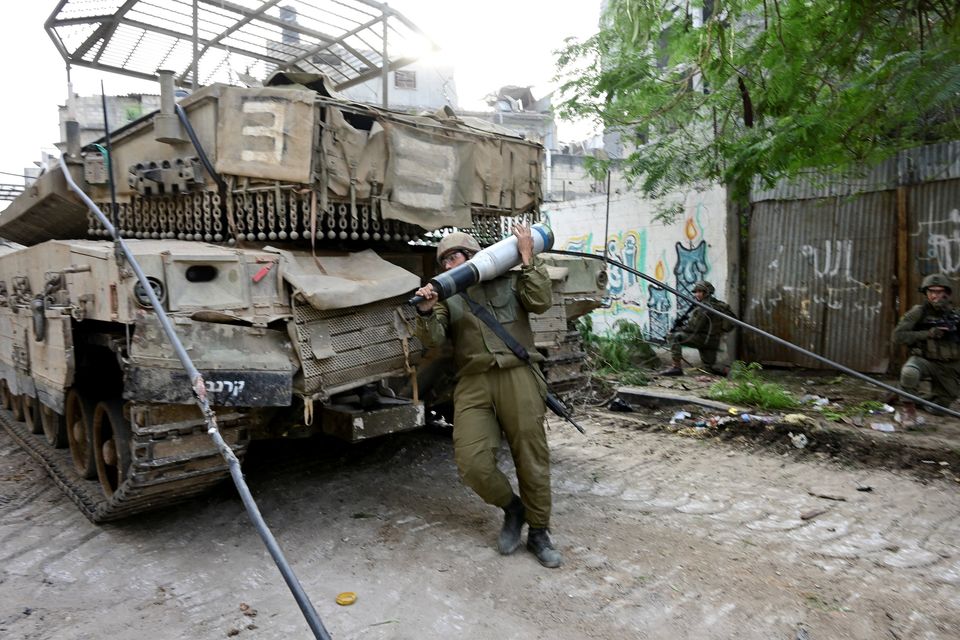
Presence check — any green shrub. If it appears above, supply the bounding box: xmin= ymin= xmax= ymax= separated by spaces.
xmin=577 ymin=316 xmax=659 ymax=383
xmin=706 ymin=361 xmax=799 ymax=410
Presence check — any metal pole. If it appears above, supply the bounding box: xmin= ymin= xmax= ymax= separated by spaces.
xmin=603 ymin=169 xmax=611 ymax=266
xmin=192 ymin=0 xmax=199 ymax=89
xmin=381 ymin=7 xmax=389 ymax=108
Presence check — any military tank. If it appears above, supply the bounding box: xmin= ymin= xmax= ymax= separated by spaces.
xmin=0 ymin=69 xmax=604 ymax=522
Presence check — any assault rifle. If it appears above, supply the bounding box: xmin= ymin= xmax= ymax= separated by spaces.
xmin=917 ymin=310 xmax=960 ymax=343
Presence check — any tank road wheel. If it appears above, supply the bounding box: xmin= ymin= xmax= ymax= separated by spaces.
xmin=65 ymin=389 xmax=97 ymax=479
xmin=92 ymin=400 xmax=132 ymax=498
xmin=40 ymin=404 xmax=68 ymax=449
xmin=23 ymin=394 xmax=42 ymax=435
xmin=0 ymin=380 xmax=10 ymax=410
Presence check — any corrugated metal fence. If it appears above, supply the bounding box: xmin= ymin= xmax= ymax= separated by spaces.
xmin=744 ymin=141 xmax=960 ymax=373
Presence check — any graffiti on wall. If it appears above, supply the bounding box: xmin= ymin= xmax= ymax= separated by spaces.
xmin=561 ymin=208 xmax=715 ymax=339
xmin=917 ymin=208 xmax=960 ymax=275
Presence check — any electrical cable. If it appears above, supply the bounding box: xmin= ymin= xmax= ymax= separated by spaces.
xmin=549 ymin=248 xmax=960 ymax=420
xmin=58 ymin=155 xmax=332 ymax=640
xmin=174 ymin=103 xmax=227 ymax=191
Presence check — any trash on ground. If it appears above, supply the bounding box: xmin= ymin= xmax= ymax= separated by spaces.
xmin=800 ymin=394 xmax=830 ymax=407
xmin=669 ymin=411 xmax=692 ymax=424
xmin=788 ymin=432 xmax=809 ymax=449
xmin=783 ymin=413 xmax=818 ymax=427
xmin=871 ymin=422 xmax=896 ymax=433
xmin=741 ymin=413 xmax=778 ymax=424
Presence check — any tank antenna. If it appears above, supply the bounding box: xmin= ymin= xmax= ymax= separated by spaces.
xmin=99 ymin=81 xmax=123 ymax=265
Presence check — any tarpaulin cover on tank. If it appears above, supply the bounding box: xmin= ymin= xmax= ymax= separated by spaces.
xmin=216 ymin=86 xmax=316 ymax=183
xmin=271 ymin=247 xmax=419 ymax=310
xmin=323 ymin=104 xmax=543 ymax=231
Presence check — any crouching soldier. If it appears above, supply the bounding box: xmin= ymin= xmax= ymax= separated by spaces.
xmin=660 ymin=281 xmax=736 ymax=376
xmin=892 ymin=273 xmax=960 ymax=424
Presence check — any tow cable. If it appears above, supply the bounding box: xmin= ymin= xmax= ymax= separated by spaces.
xmin=549 ymin=249 xmax=960 ymax=420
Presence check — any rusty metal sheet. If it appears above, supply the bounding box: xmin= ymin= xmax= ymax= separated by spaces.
xmin=744 ymin=191 xmax=897 ymax=372
xmin=907 ymin=177 xmax=960 ymax=294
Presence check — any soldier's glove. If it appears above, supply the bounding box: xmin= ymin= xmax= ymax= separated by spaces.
xmin=927 ymin=327 xmax=947 ymax=339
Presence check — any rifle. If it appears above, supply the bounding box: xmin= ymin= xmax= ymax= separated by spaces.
xmin=916 ymin=309 xmax=960 ymax=343
xmin=670 ymin=305 xmax=693 ymax=333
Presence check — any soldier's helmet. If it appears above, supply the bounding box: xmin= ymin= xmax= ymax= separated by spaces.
xmin=920 ymin=273 xmax=952 ymax=293
xmin=693 ymin=280 xmax=715 ymax=296
xmin=436 ymin=231 xmax=481 ymax=264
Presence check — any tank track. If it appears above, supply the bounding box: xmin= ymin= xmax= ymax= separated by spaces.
xmin=0 ymin=404 xmax=250 ymax=523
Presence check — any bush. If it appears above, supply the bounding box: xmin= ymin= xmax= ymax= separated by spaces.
xmin=706 ymin=361 xmax=798 ymax=410
xmin=578 ymin=316 xmax=659 ymax=383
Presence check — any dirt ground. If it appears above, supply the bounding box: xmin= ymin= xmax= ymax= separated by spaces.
xmin=2 ymin=375 xmax=959 ymax=640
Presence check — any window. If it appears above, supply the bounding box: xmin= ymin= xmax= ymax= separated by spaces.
xmin=394 ymin=70 xmax=416 ymax=90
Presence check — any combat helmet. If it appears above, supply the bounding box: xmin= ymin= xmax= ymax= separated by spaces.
xmin=436 ymin=231 xmax=481 ymax=264
xmin=692 ymin=280 xmax=715 ymax=296
xmin=919 ymin=273 xmax=952 ymax=293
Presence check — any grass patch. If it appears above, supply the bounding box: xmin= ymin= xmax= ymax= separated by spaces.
xmin=706 ymin=361 xmax=799 ymax=410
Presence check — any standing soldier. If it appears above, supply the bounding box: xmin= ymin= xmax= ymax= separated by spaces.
xmin=659 ymin=280 xmax=736 ymax=376
xmin=413 ymin=224 xmax=562 ymax=568
xmin=892 ymin=273 xmax=960 ymax=424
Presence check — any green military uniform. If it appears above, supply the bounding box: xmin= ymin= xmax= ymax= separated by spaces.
xmin=416 ymin=259 xmax=554 ymax=527
xmin=892 ymin=301 xmax=960 ymax=407
xmin=667 ymin=295 xmax=735 ymax=367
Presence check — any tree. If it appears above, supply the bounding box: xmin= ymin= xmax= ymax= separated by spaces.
xmin=556 ymin=1 xmax=960 ymax=208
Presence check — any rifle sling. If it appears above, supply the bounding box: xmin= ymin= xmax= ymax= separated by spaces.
xmin=459 ymin=292 xmax=531 ymax=363
xmin=458 ymin=291 xmax=586 ymax=435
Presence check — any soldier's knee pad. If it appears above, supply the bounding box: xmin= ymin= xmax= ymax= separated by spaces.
xmin=900 ymin=364 xmax=921 ymax=390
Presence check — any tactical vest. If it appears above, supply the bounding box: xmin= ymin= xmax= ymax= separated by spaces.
xmin=444 ymin=274 xmax=539 ymax=373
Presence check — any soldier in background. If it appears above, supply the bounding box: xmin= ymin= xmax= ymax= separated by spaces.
xmin=659 ymin=280 xmax=736 ymax=376
xmin=892 ymin=273 xmax=960 ymax=424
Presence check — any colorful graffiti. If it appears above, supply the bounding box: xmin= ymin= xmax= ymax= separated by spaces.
xmin=560 ymin=207 xmax=716 ymax=339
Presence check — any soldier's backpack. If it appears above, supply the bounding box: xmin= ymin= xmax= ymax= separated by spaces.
xmin=712 ymin=300 xmax=737 ymax=333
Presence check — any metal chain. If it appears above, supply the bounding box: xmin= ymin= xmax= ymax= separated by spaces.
xmin=211 ymin=193 xmax=223 ymax=242
xmin=175 ymin=198 xmax=186 ymax=240
xmin=325 ymin=202 xmax=336 ymax=240
xmin=202 ymin=192 xmax=214 ymax=242
xmin=255 ymin=192 xmax=267 ymax=241
xmin=232 ymin=194 xmax=246 ymax=239
xmin=266 ymin=190 xmax=277 ymax=241
xmin=288 ymin=191 xmax=299 ymax=240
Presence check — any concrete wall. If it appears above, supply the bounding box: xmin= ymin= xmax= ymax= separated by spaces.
xmin=543 ymin=181 xmax=731 ymax=346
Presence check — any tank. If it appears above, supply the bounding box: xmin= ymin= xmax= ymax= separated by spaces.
xmin=0 ymin=72 xmax=605 ymax=522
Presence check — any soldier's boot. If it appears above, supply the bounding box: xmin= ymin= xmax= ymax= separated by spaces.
xmin=497 ymin=494 xmax=525 ymax=555
xmin=658 ymin=359 xmax=684 ymax=376
xmin=526 ymin=527 xmax=562 ymax=568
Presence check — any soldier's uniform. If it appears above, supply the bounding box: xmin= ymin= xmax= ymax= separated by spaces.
xmin=893 ymin=298 xmax=960 ymax=410
xmin=415 ymin=260 xmax=554 ymax=528
xmin=661 ymin=281 xmax=736 ymax=375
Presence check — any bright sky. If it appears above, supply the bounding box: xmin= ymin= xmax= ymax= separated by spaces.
xmin=0 ymin=0 xmax=601 ymax=186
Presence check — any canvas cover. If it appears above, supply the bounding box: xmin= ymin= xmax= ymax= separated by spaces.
xmin=321 ymin=105 xmax=543 ymax=231
xmin=216 ymin=86 xmax=316 ymax=183
xmin=273 ymin=248 xmax=419 ymax=310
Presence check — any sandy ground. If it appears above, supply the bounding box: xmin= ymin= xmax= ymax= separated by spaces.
xmin=1 ymin=408 xmax=959 ymax=640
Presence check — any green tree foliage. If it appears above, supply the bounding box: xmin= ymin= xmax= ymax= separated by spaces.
xmin=557 ymin=1 xmax=960 ymax=203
